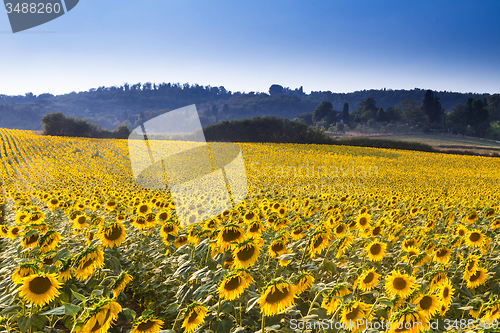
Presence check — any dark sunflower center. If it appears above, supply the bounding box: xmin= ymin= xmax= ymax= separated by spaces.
xmin=363 ymin=272 xmax=374 ymax=284
xmin=158 ymin=212 xmax=168 ymax=220
xmin=245 ymin=212 xmax=254 ymax=220
xmin=405 ymin=240 xmax=415 ymax=247
xmin=12 ymin=227 xmax=20 ymax=235
xmin=466 ymin=261 xmax=475 ymax=271
xmin=420 ymin=296 xmax=432 ymax=310
xmin=470 ymin=271 xmax=482 ymax=282
xmin=436 ymin=249 xmax=448 ymax=257
xmin=163 ymin=225 xmax=174 ymax=232
xmin=81 ymin=258 xmax=95 ymax=269
xmin=336 ymin=225 xmax=345 ymax=234
xmin=187 ymin=310 xmax=199 ymax=323
xmin=408 ymin=251 xmax=417 ymax=257
xmin=372 ymin=226 xmax=381 ymax=236
xmin=459 ymin=230 xmax=465 ymax=236
xmin=78 ymin=216 xmax=86 ymax=224
xmin=469 ymin=232 xmax=480 ymax=242
xmin=393 ymin=277 xmax=407 ymax=290
xmin=139 ymin=205 xmax=148 ymax=213
xmin=468 ymin=213 xmax=477 ymax=220
xmin=250 ymin=224 xmax=260 ymax=233
xmin=222 ymin=228 xmax=241 ymax=242
xmin=105 ymin=225 xmax=123 ymax=241
xmin=136 ymin=320 xmax=156 ymax=331
xmin=313 ymin=236 xmax=324 ymax=248
xmin=370 ymin=244 xmax=381 ymax=255
xmin=29 ymin=276 xmax=52 ymax=294
xmin=345 ymin=306 xmax=360 ymax=320
xmin=26 ymin=234 xmax=39 ymax=245
xmin=224 ymin=276 xmax=242 ymax=291
xmin=359 ymin=217 xmax=367 ymax=226
xmin=136 ymin=217 xmax=146 ymax=225
xmin=443 ymin=287 xmax=449 ymax=297
xmin=176 ymin=236 xmax=187 ymax=244
xmin=265 ymin=286 xmax=290 ymax=304
xmin=237 ymin=245 xmax=256 ymax=261
xmin=271 ymin=242 xmax=284 ymax=253
xmin=43 ymin=257 xmax=53 ymax=265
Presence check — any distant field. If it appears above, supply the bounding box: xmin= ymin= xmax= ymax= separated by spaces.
xmin=329 ymin=132 xmax=500 ymax=156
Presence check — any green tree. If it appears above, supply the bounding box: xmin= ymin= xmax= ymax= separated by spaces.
xmin=295 ymin=113 xmax=313 ymax=126
xmin=465 ymin=97 xmax=489 ymax=136
xmin=212 ymin=105 xmax=219 ymax=123
xmin=376 ymin=107 xmax=386 ymax=122
xmin=421 ymin=90 xmax=443 ymax=125
xmin=358 ymin=97 xmax=378 ymax=122
xmin=312 ymin=101 xmax=334 ymax=123
xmin=398 ymin=99 xmax=427 ymax=125
xmin=269 ymin=84 xmax=284 ymax=96
xmin=342 ymin=103 xmax=349 ymax=123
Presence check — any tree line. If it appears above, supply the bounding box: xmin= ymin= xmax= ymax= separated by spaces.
xmin=295 ymin=90 xmax=500 ymax=139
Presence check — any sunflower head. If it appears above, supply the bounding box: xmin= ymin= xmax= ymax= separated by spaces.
xmin=98 ymin=222 xmax=126 ymax=248
xmin=19 ymin=273 xmax=61 ymax=306
xmin=131 ymin=315 xmax=163 ymax=333
xmin=181 ymin=303 xmax=208 ymax=333
xmin=258 ymin=279 xmax=296 ymax=316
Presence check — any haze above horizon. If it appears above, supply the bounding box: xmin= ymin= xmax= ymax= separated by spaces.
xmin=1 ymin=0 xmax=499 ymax=96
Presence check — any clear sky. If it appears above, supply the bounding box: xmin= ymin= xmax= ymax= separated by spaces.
xmin=1 ymin=0 xmax=500 ymax=96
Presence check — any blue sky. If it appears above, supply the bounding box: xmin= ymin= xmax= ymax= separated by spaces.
xmin=1 ymin=0 xmax=500 ymax=96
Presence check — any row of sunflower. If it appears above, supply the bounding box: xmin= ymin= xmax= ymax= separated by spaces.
xmin=0 ymin=128 xmax=500 ymax=333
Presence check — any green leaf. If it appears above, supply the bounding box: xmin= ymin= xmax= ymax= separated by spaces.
xmin=72 ymin=290 xmax=86 ymax=303
xmin=0 ymin=304 xmax=21 ymax=315
xmin=18 ymin=316 xmax=30 ymax=333
xmin=40 ymin=306 xmax=65 ymax=316
xmin=53 ymin=248 xmax=71 ymax=263
xmin=64 ymin=303 xmax=81 ymax=316
xmin=246 ymin=297 xmax=260 ymax=313
xmin=212 ymin=317 xmax=233 ymax=333
xmin=123 ymin=308 xmax=136 ymax=320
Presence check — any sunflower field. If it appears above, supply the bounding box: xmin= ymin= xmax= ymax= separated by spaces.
xmin=1 ymin=128 xmax=500 ymax=333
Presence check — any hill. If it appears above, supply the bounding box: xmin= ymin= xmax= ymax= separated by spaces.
xmin=0 ymin=83 xmax=493 ymax=131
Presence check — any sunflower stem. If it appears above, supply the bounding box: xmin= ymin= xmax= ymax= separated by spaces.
xmin=261 ymin=314 xmax=266 ymax=333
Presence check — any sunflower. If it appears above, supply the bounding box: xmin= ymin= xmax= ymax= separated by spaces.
xmin=333 ymin=223 xmax=347 ymax=237
xmin=433 ymin=246 xmax=452 ymax=264
xmin=463 ymin=254 xmax=480 ymax=280
xmin=203 ymin=218 xmax=219 ymax=231
xmin=385 ymin=270 xmax=415 ymax=298
xmin=340 ymin=301 xmax=372 ymax=332
xmin=38 ymin=230 xmax=61 ymax=252
xmin=258 ymin=280 xmax=296 ymax=316
xmin=72 ymin=214 xmax=88 ymax=230
xmin=268 ymin=239 xmax=287 ymax=258
xmin=0 ymin=225 xmax=9 ymax=237
xmin=232 ymin=240 xmax=260 ymax=268
xmin=356 ymin=213 xmax=371 ymax=230
xmin=173 ymin=235 xmax=188 ymax=248
xmin=402 ymin=246 xmax=420 ymax=263
xmin=218 ymin=270 xmax=253 ymax=300
xmin=483 ymin=301 xmax=500 ymax=321
xmin=7 ymin=225 xmax=23 ymax=239
xmin=465 ymin=211 xmax=479 ymax=224
xmin=414 ymin=294 xmax=440 ymax=318
xmin=21 ymin=231 xmax=39 ymax=249
xmin=12 ymin=262 xmax=39 ymax=284
xmin=294 ymin=272 xmax=314 ymax=294
xmin=79 ymin=299 xmax=122 ymax=333
xmin=131 ymin=316 xmax=163 ymax=333
xmin=357 ymin=268 xmax=380 ymax=292
xmin=491 ymin=219 xmax=500 ymax=229
xmin=111 ymin=271 xmax=133 ymax=298
xmin=465 ymin=229 xmax=485 ymax=248
xmin=98 ymin=222 xmax=126 ymax=248
xmin=439 ymin=279 xmax=454 ymax=306
xmin=464 ymin=267 xmax=488 ymax=289
xmin=321 ymin=285 xmax=350 ymax=315
xmin=137 ymin=203 xmax=152 ymax=216
xmin=159 ymin=222 xmax=178 ymax=239
xmin=131 ymin=216 xmax=151 ymax=230
xmin=217 ymin=224 xmax=245 ymax=250
xmin=156 ymin=210 xmax=170 ymax=223
xmin=428 ymin=271 xmax=447 ymax=292
xmin=309 ymin=231 xmax=330 ymax=258
xmin=73 ymin=247 xmax=105 ymax=281
xmin=401 ymin=237 xmax=421 ymax=251
xmin=181 ymin=303 xmax=208 ymax=333
xmin=336 ymin=234 xmax=354 ymax=258
xmin=19 ymin=273 xmax=61 ymax=306
xmin=366 ymin=241 xmax=387 ymax=262
xmin=59 ymin=258 xmax=73 ymax=282
xmin=388 ymin=307 xmax=428 ymax=333
xmin=454 ymin=225 xmax=468 ymax=237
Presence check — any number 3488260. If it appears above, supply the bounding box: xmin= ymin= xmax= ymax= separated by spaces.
xmin=5 ymin=3 xmax=61 ymax=14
